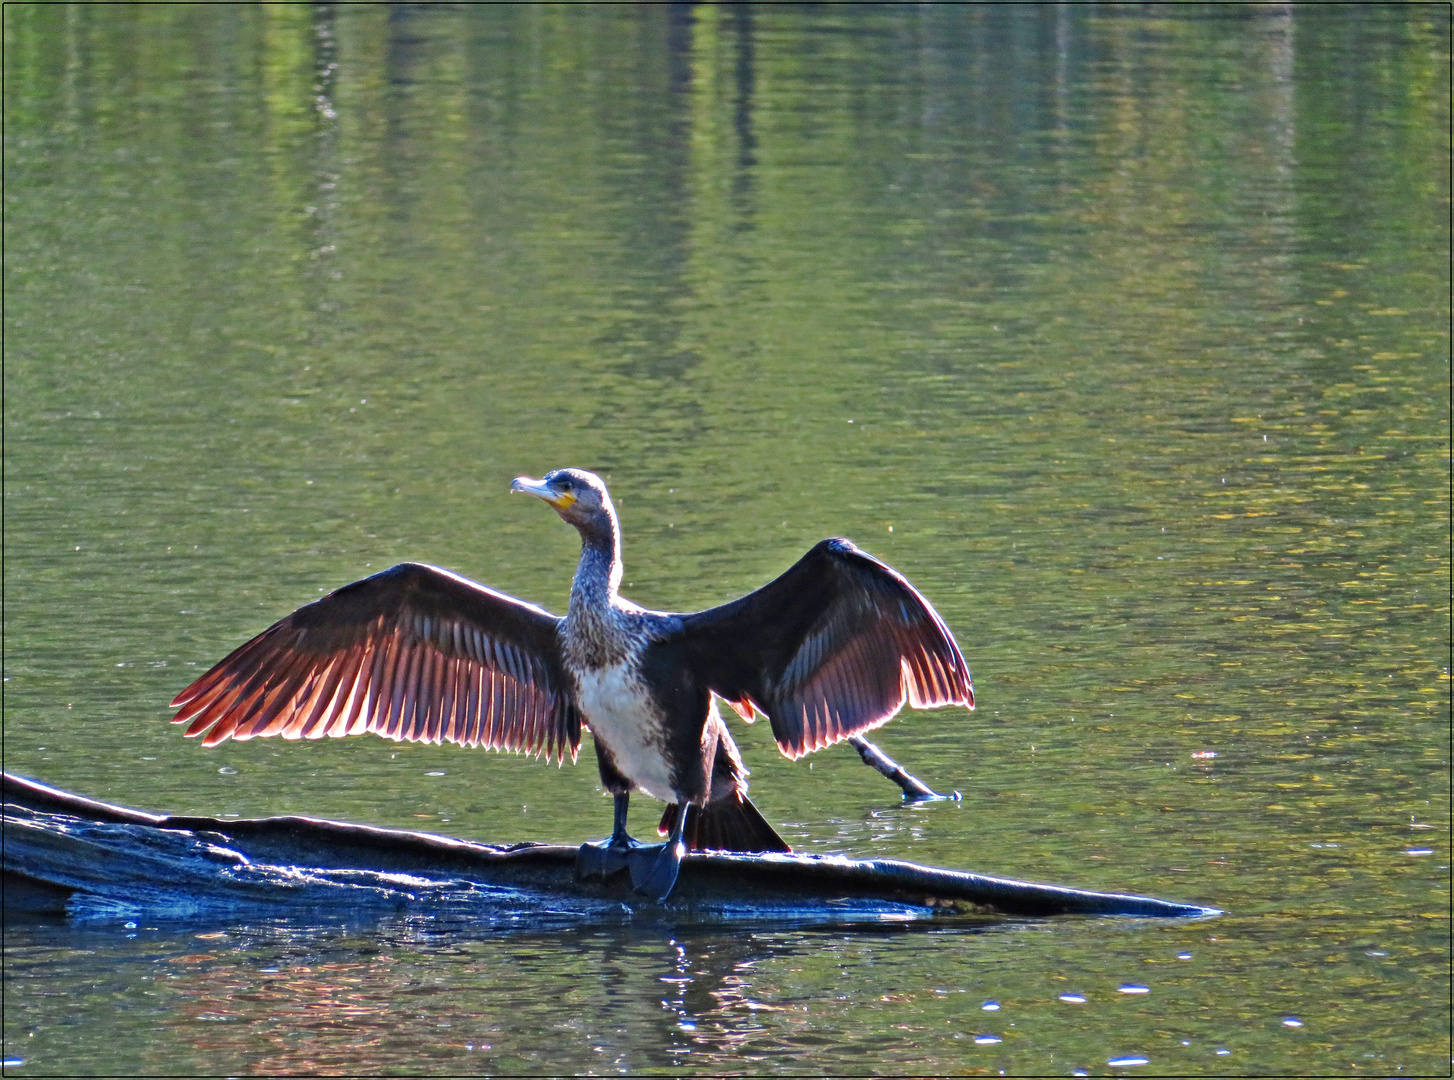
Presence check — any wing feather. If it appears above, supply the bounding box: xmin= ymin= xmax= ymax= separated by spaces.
xmin=249 ymin=646 xmax=321 ymax=740
xmin=457 ymin=663 xmax=481 ymax=746
xmin=342 ymin=646 xmax=378 ymax=736
xmin=677 ymin=538 xmax=973 ymax=759
xmin=408 ymin=644 xmax=433 ymax=743
xmin=487 ymin=670 xmax=507 ymax=749
xmin=434 ymin=653 xmax=459 ymax=745
xmin=171 ymin=562 xmax=579 ymax=763
xmin=404 ymin=641 xmax=430 ymax=742
xmin=436 ymin=653 xmax=458 ymax=745
xmin=291 ymin=654 xmax=340 ymax=738
xmin=299 ymin=656 xmax=349 ymax=739
xmin=502 ymin=671 xmax=523 ymax=751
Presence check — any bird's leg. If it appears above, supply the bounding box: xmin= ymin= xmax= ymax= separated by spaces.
xmin=576 ymin=792 xmax=642 ymax=881
xmin=627 ymin=801 xmax=689 ymax=901
xmin=848 ymin=735 xmax=960 ymax=803
xmin=605 ymin=790 xmax=638 ymax=847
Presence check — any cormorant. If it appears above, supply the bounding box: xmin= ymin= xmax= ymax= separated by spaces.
xmin=171 ymin=469 xmax=974 ymax=899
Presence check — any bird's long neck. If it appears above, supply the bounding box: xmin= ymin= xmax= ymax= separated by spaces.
xmin=568 ymin=507 xmax=622 ymax=618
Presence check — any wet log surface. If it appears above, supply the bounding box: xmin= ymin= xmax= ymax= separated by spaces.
xmin=3 ymin=773 xmax=1220 ymax=926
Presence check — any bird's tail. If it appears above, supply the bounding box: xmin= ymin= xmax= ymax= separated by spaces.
xmin=658 ymin=793 xmax=792 ymax=854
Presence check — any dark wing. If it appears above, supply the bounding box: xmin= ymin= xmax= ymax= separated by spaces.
xmin=170 ymin=563 xmax=580 ymax=763
xmin=676 ymin=538 xmax=973 ymax=760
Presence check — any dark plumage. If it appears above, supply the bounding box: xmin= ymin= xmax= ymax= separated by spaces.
xmin=172 ymin=468 xmax=974 ymax=899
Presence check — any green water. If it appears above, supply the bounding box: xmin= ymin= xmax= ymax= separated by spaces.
xmin=4 ymin=5 xmax=1448 ymax=1074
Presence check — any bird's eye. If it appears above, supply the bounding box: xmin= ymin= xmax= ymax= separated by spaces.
xmin=558 ymin=479 xmax=573 ymax=491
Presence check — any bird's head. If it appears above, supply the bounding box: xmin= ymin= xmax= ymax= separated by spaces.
xmin=511 ymin=468 xmax=615 ymax=536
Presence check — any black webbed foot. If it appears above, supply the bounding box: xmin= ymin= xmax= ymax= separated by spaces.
xmin=577 ymin=792 xmax=642 ymax=882
xmin=575 ymin=834 xmax=642 ymax=882
xmin=627 ymin=839 xmax=686 ymax=901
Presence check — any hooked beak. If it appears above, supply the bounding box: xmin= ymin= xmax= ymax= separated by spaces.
xmin=511 ymin=475 xmax=575 ymax=509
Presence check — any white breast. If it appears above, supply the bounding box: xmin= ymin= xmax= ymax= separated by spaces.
xmin=574 ymin=661 xmax=677 ymax=803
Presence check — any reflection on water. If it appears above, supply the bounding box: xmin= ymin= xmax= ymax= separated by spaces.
xmin=4 ymin=3 xmax=1447 ymax=1075
xmin=0 ymin=912 xmax=1342 ymax=1075
xmin=5 ymin=916 xmax=1015 ymax=1074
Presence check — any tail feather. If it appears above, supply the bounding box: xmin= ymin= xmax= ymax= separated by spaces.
xmin=658 ymin=794 xmax=791 ymax=854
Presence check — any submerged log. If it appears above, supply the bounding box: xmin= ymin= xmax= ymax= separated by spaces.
xmin=2 ymin=773 xmax=1219 ymax=925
